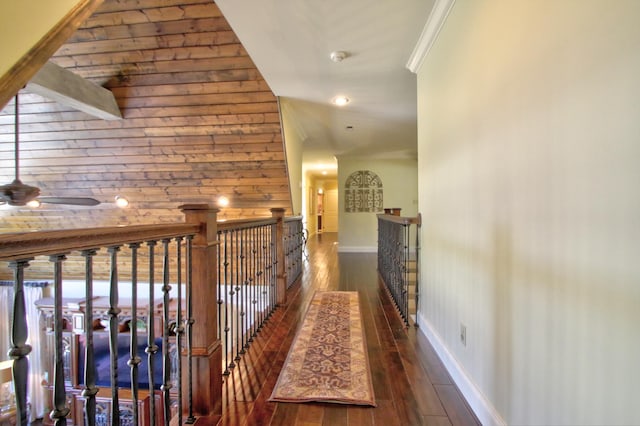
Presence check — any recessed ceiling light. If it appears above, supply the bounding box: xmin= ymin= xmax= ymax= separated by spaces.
xmin=322 ymin=171 xmax=327 ymax=175
xmin=332 ymin=96 xmax=349 ymax=106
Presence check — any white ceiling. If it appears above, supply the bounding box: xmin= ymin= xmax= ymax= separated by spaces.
xmin=215 ymin=0 xmax=436 ymax=178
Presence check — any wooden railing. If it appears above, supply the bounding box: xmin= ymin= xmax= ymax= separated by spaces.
xmin=216 ymin=210 xmax=303 ymax=376
xmin=0 ymin=205 xmax=303 ymax=425
xmin=377 ymin=212 xmax=421 ymax=327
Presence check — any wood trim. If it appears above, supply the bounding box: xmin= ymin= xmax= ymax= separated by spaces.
xmin=0 ymin=0 xmax=105 ymax=110
xmin=216 ymin=217 xmax=275 ymax=231
xmin=377 ymin=213 xmax=422 ymax=226
xmin=0 ymin=222 xmax=200 ymax=261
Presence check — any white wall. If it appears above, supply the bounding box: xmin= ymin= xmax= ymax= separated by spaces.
xmin=416 ymin=1 xmax=640 ymax=424
xmin=338 ymin=158 xmax=418 ymax=251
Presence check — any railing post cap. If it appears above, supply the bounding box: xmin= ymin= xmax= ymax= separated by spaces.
xmin=270 ymin=208 xmax=286 ymax=218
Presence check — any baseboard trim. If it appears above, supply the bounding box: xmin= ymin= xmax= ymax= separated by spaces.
xmin=417 ymin=312 xmax=506 ymax=426
xmin=337 ymin=246 xmax=377 ymax=253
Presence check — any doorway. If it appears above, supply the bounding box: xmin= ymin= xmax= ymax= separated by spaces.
xmin=317 ymin=190 xmax=324 ymax=233
xmin=323 ymin=188 xmax=338 ymax=232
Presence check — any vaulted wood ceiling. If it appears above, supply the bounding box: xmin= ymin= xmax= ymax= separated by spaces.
xmin=0 ymin=0 xmax=291 ymax=233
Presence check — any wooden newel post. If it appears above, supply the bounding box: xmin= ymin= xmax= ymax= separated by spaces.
xmin=271 ymin=208 xmax=287 ymax=306
xmin=180 ymin=204 xmax=222 ymax=418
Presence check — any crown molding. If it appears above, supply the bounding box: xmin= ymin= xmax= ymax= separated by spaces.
xmin=406 ymin=0 xmax=456 ymax=74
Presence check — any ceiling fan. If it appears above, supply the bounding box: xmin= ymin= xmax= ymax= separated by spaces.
xmin=0 ymin=94 xmax=100 ymax=207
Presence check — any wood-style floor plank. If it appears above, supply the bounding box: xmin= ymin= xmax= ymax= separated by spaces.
xmin=433 ymin=385 xmax=480 ymax=426
xmin=218 ymin=233 xmax=480 ymax=426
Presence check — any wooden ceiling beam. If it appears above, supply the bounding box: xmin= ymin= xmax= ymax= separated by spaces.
xmin=26 ymin=61 xmax=122 ymax=120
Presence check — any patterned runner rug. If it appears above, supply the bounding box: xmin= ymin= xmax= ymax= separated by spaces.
xmin=269 ymin=291 xmax=376 ymax=406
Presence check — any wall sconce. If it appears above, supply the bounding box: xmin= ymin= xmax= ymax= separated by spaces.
xmin=114 ymin=195 xmax=129 ymax=208
xmin=318 ymin=189 xmax=324 ymax=194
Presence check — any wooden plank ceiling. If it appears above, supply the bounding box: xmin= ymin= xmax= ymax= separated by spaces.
xmin=0 ymin=0 xmax=291 ymax=234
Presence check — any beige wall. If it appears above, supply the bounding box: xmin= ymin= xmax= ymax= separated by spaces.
xmin=0 ymin=0 xmax=81 ymax=80
xmin=280 ymin=98 xmax=303 ymax=216
xmin=303 ymin=173 xmax=317 ymax=235
xmin=417 ymin=1 xmax=640 ymax=424
xmin=338 ymin=158 xmax=418 ymax=251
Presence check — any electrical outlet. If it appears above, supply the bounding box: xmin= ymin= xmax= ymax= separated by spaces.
xmin=460 ymin=323 xmax=467 ymax=347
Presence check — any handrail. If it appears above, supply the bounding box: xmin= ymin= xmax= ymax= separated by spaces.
xmin=284 ymin=215 xmax=303 ymax=223
xmin=217 ymin=217 xmax=276 ymax=231
xmin=376 ymin=213 xmax=422 ymax=226
xmin=0 ymin=223 xmax=201 ymax=261
xmin=215 ymin=214 xmax=301 ymax=231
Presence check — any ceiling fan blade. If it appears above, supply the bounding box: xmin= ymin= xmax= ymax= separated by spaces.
xmin=38 ymin=197 xmax=101 ymax=206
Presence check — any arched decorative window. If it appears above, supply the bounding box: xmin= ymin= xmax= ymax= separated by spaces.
xmin=344 ymin=170 xmax=383 ymax=212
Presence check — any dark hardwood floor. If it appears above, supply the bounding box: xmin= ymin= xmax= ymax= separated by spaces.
xmin=218 ymin=232 xmax=480 ymax=426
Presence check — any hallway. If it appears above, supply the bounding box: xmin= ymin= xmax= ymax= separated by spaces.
xmin=219 ymin=232 xmax=480 ymax=425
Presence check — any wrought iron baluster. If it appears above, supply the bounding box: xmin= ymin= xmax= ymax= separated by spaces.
xmin=269 ymin=225 xmax=277 ymax=317
xmin=264 ymin=225 xmax=271 ymax=325
xmin=128 ymin=243 xmax=141 ymax=426
xmin=258 ymin=226 xmax=266 ymax=331
xmin=286 ymin=223 xmax=294 ymax=287
xmin=266 ymin=225 xmax=273 ymax=320
xmin=229 ymin=229 xmax=237 ymax=369
xmin=107 ymin=246 xmax=121 ymax=425
xmin=296 ymin=220 xmax=303 ymax=279
xmin=216 ymin=229 xmax=223 ymax=377
xmin=283 ymin=227 xmax=289 ymax=286
xmin=161 ymin=238 xmax=172 ymax=426
xmin=242 ymin=228 xmax=251 ymax=354
xmin=403 ymin=223 xmax=410 ymax=323
xmin=263 ymin=226 xmax=268 ymax=318
xmin=175 ymin=237 xmax=184 ymax=426
xmin=81 ymin=249 xmax=99 ymax=426
xmin=237 ymin=229 xmax=247 ymax=361
xmin=146 ymin=241 xmax=158 ymax=426
xmin=249 ymin=226 xmax=257 ymax=342
xmin=185 ymin=235 xmax=196 ymax=424
xmin=49 ymin=254 xmax=70 ymax=426
xmin=234 ymin=230 xmax=241 ymax=362
xmin=8 ymin=259 xmax=32 ymax=426
xmin=223 ymin=230 xmax=233 ymax=374
xmin=395 ymin=223 xmax=402 ymax=320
